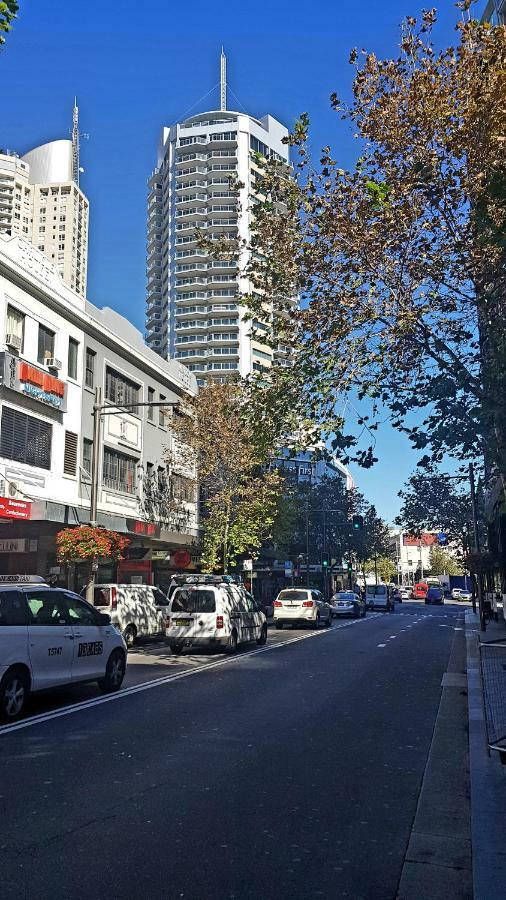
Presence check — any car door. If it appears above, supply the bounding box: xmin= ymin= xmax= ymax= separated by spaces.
xmin=0 ymin=590 xmax=31 ymax=672
xmin=151 ymin=587 xmax=170 ymax=634
xmin=59 ymin=592 xmax=110 ymax=682
xmin=241 ymin=590 xmax=257 ymax=642
xmin=226 ymin=587 xmax=248 ymax=643
xmin=25 ymin=589 xmax=75 ymax=690
xmin=312 ymin=590 xmax=326 ymax=621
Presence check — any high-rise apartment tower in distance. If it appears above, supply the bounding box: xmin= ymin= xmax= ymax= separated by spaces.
xmin=145 ymin=51 xmax=291 ymax=384
xmin=0 ymin=100 xmax=89 ymax=295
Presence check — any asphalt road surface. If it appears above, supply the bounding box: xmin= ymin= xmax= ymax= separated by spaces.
xmin=0 ymin=601 xmax=466 ymax=900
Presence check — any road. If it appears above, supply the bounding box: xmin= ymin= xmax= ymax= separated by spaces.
xmin=0 ymin=601 xmax=467 ymax=900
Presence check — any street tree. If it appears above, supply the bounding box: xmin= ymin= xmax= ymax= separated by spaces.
xmin=241 ymin=9 xmax=506 ymax=477
xmin=170 ymin=380 xmax=283 ymax=574
xmin=0 ymin=1 xmax=19 ymax=48
xmin=428 ymin=546 xmax=463 ymax=576
xmin=364 ymin=555 xmax=396 ymax=583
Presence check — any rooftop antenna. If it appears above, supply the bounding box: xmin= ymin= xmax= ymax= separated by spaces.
xmin=71 ymin=97 xmax=89 ymax=186
xmin=220 ymin=48 xmax=227 ymax=111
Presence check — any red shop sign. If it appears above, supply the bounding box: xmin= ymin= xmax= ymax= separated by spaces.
xmin=172 ymin=549 xmax=191 ymax=569
xmin=117 ymin=559 xmax=152 ymax=572
xmin=0 ymin=497 xmax=32 ymax=520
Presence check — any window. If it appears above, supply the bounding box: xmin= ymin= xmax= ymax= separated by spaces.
xmin=26 ymin=590 xmax=66 ymax=626
xmin=147 ymin=387 xmax=155 ymax=421
xmin=61 ymin=593 xmax=97 ymax=626
xmin=0 ymin=591 xmax=30 ymax=626
xmin=6 ymin=306 xmax=24 ymax=351
xmin=85 ymin=348 xmax=95 ymax=388
xmin=68 ymin=338 xmax=79 ymax=380
xmin=105 ymin=367 xmax=140 ymax=415
xmin=103 ymin=447 xmax=138 ymax=494
xmin=0 ymin=407 xmax=52 ymax=469
xmin=37 ymin=325 xmax=55 ymax=364
xmin=63 ymin=431 xmax=78 ymax=476
xmin=82 ymin=438 xmax=92 ymax=477
xmin=159 ymin=394 xmax=166 ymax=427
xmin=171 ymin=589 xmax=216 ymax=614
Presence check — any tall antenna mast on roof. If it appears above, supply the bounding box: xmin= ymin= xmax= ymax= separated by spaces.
xmin=220 ymin=48 xmax=227 ymax=111
xmin=72 ymin=97 xmax=80 ymax=185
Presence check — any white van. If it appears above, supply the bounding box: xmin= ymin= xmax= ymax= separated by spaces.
xmin=366 ymin=584 xmax=394 ymax=612
xmin=0 ymin=576 xmax=127 ymax=720
xmin=90 ymin=584 xmax=170 ymax=647
xmin=166 ymin=575 xmax=267 ymax=654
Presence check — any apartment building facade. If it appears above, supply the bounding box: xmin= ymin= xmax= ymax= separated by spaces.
xmin=0 ymin=233 xmax=198 ymax=589
xmin=0 ymin=137 xmax=88 ymax=296
xmin=146 ymin=104 xmax=291 ymax=384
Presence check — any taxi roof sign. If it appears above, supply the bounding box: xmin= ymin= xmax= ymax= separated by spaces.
xmin=0 ymin=574 xmax=46 ymax=584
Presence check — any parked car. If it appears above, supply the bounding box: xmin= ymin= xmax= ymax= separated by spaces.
xmin=88 ymin=584 xmax=170 ymax=648
xmin=412 ymin=582 xmax=429 ymax=600
xmin=425 ymin=586 xmax=444 ymax=605
xmin=451 ymin=588 xmax=462 ymax=601
xmin=458 ymin=590 xmax=473 ymax=603
xmin=366 ymin=584 xmax=394 ymax=612
xmin=330 ymin=591 xmax=367 ymax=618
xmin=166 ymin=575 xmax=267 ymax=654
xmin=398 ymin=587 xmax=411 ymax=601
xmin=273 ymin=588 xmax=332 ymax=629
xmin=0 ymin=576 xmax=127 ymax=721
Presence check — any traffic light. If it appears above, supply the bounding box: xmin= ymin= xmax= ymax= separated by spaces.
xmin=347 ymin=560 xmax=353 ymax=573
xmin=322 ymin=552 xmax=330 ymax=568
xmin=352 ymin=514 xmax=364 ymax=531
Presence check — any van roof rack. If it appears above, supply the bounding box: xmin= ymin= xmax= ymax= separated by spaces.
xmin=0 ymin=575 xmax=47 ymax=584
xmin=171 ymin=573 xmax=243 ymax=586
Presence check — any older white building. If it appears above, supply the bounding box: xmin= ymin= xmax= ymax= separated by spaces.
xmin=146 ymin=53 xmax=291 ymax=384
xmin=0 ymin=102 xmax=89 ymax=296
xmin=0 ymin=233 xmax=198 ymax=589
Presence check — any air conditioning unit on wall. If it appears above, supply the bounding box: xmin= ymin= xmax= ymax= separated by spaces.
xmin=45 ymin=357 xmax=62 ymax=370
xmin=7 ymin=481 xmax=19 ymax=498
xmin=5 ymin=333 xmax=22 ymax=351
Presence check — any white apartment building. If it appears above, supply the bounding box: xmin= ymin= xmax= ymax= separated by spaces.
xmin=146 ymin=57 xmax=291 ymax=384
xmin=0 ymin=106 xmax=89 ymax=296
xmin=0 ymin=233 xmax=198 ymax=590
xmin=389 ymin=529 xmax=439 ymax=583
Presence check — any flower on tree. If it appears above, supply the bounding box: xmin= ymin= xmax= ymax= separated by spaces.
xmin=56 ymin=526 xmax=129 ymax=563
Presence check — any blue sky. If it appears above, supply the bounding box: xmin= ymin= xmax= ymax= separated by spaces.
xmin=0 ymin=0 xmax=464 ymax=522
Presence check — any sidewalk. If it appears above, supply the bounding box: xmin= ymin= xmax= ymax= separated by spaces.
xmin=397 ymin=614 xmax=472 ymax=899
xmin=465 ymin=611 xmax=506 ymax=899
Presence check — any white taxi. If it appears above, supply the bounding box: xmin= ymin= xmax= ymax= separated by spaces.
xmin=0 ymin=576 xmax=127 ymax=721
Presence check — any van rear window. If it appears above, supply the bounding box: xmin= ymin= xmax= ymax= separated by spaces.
xmin=171 ymin=588 xmax=216 ymax=614
xmin=367 ymin=586 xmax=386 ymax=595
xmin=93 ymin=588 xmax=110 ymax=607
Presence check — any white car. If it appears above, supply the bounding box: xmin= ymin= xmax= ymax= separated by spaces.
xmin=90 ymin=583 xmax=170 ymax=648
xmin=451 ymin=588 xmax=462 ymax=601
xmin=273 ymin=588 xmax=332 ymax=629
xmin=166 ymin=575 xmax=267 ymax=654
xmin=458 ymin=590 xmax=473 ymax=602
xmin=366 ymin=584 xmax=394 ymax=612
xmin=0 ymin=576 xmax=127 ymax=721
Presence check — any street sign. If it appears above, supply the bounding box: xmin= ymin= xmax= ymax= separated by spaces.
xmin=284 ymin=560 xmax=293 ymax=578
xmin=243 ymin=559 xmax=253 ymax=572
xmin=437 ymin=532 xmax=447 ymax=546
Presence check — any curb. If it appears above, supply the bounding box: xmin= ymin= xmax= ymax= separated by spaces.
xmin=465 ymin=611 xmax=506 ymax=899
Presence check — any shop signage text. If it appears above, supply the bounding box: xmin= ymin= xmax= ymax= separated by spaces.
xmin=0 ymin=496 xmax=32 ymax=520
xmin=0 ymin=353 xmax=67 ymax=411
xmin=0 ymin=538 xmax=37 ymax=553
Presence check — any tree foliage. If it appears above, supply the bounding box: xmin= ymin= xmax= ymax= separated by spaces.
xmin=56 ymin=526 xmax=129 ymax=563
xmin=428 ymin=545 xmax=463 ymax=576
xmin=170 ymin=380 xmax=283 ymax=573
xmin=364 ymin=555 xmax=397 ymax=583
xmin=241 ymin=11 xmax=506 ymax=475
xmin=0 ymin=1 xmax=19 ymax=47
xmin=396 ymin=467 xmax=472 ymax=543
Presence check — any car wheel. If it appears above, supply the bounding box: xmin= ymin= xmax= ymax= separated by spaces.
xmin=170 ymin=644 xmax=184 ymax=655
xmin=325 ymin=614 xmax=332 ymax=627
xmin=0 ymin=667 xmax=29 ymax=721
xmin=226 ymin=629 xmax=238 ymax=654
xmin=314 ymin=614 xmax=320 ymax=629
xmin=275 ymin=622 xmax=283 ymax=630
xmin=98 ymin=650 xmax=126 ymax=694
xmin=257 ymin=624 xmax=268 ymax=645
xmin=123 ymin=625 xmax=136 ymax=649
xmin=362 ymin=608 xmax=367 ymax=617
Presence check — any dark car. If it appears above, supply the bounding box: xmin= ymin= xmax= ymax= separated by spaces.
xmin=425 ymin=586 xmax=444 ymax=605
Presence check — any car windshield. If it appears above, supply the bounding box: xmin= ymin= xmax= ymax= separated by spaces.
xmin=367 ymin=586 xmax=386 ymax=595
xmin=277 ymin=590 xmax=309 ymax=602
xmin=171 ymin=588 xmax=216 ymax=614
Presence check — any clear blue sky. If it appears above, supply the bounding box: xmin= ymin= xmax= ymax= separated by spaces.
xmin=1 ymin=0 xmax=463 ymax=522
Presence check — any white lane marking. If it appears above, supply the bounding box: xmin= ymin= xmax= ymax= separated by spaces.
xmin=0 ymin=614 xmax=383 ymax=736
xmin=389 ymin=635 xmax=397 ymax=639
xmin=377 ymin=643 xmax=387 ymax=648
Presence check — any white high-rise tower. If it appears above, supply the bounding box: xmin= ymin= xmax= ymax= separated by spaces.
xmin=145 ymin=53 xmax=291 ymax=384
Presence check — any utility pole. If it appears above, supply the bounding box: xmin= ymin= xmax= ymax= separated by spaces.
xmin=305 ymin=498 xmax=310 ymax=588
xmin=469 ymin=463 xmax=485 ymax=630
